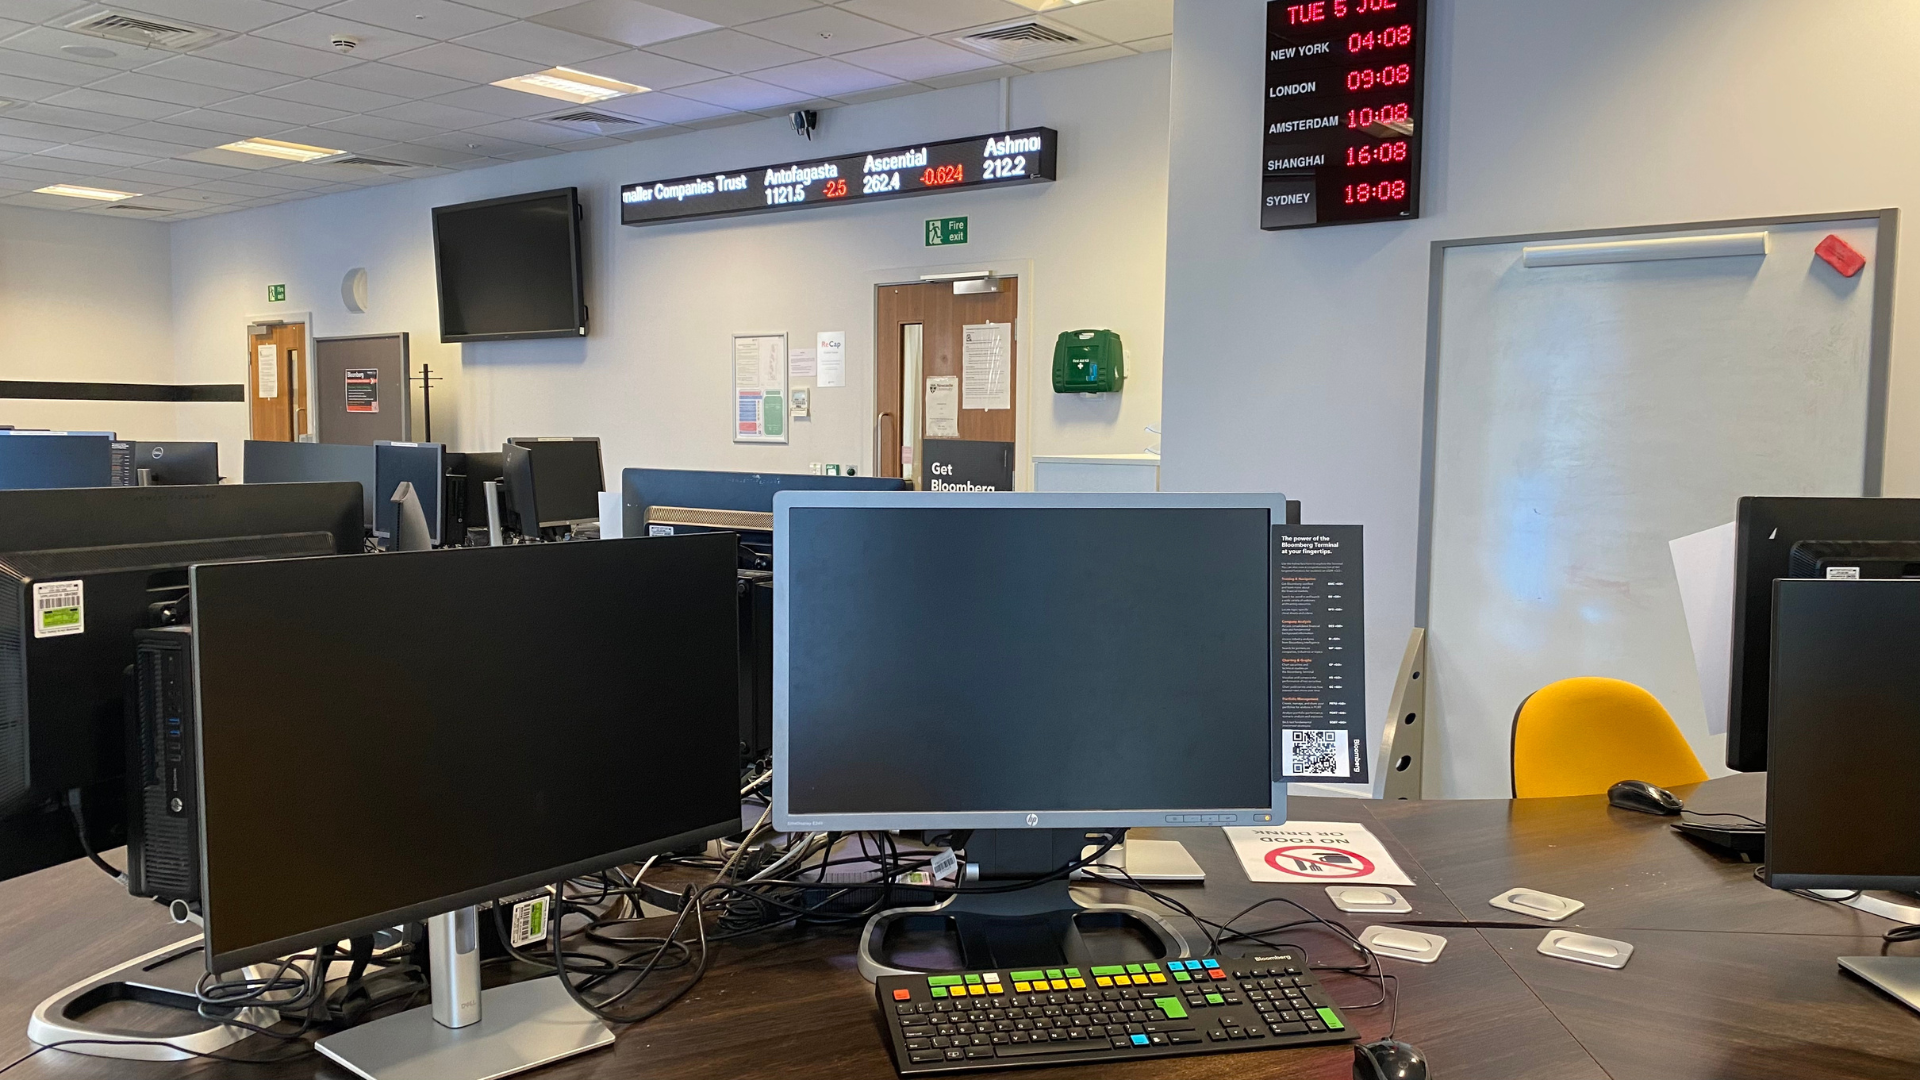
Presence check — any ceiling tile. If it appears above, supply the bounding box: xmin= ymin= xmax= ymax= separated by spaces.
xmin=79 ymin=133 xmax=214 ymax=156
xmin=176 ymin=145 xmax=287 ymax=169
xmin=1046 ymin=0 xmax=1172 ymax=42
xmin=0 ymin=71 xmax=72 ymax=103
xmin=0 ymin=133 xmax=59 ymax=154
xmin=661 ymin=74 xmax=804 ymax=110
xmin=40 ymin=86 xmax=185 ymax=121
xmin=0 ymin=27 xmax=169 ymax=71
xmin=315 ymin=61 xmax=469 ymax=97
xmin=316 ymin=112 xmax=444 ymax=141
xmin=646 ymin=28 xmax=810 ymax=72
xmin=228 ymin=170 xmax=335 ymax=189
xmin=194 ymin=36 xmax=361 ymax=77
xmin=31 ymin=143 xmax=156 ymax=167
xmin=5 ymin=3 xmax=95 ymax=24
xmin=261 ymin=78 xmax=407 ymax=111
xmin=839 ymin=38 xmax=997 ymax=80
xmin=738 ymin=7 xmax=911 ymax=56
xmin=196 ymin=176 xmax=291 ymax=197
xmin=566 ymin=49 xmax=718 ymax=89
xmin=134 ymin=54 xmax=302 ymax=92
xmin=369 ymin=99 xmax=500 ymax=129
xmin=498 ymin=144 xmax=565 ymax=159
xmin=116 ymin=121 xmax=236 ymax=147
xmin=0 ymin=116 xmax=100 ymax=143
xmin=362 ymin=141 xmax=479 ymax=166
xmin=921 ymin=62 xmax=1021 ymax=88
xmin=751 ymin=56 xmax=897 ymax=96
xmin=835 ymin=0 xmax=1031 ymax=35
xmin=591 ymin=89 xmax=727 ymax=123
xmin=86 ymin=71 xmax=243 ymax=107
xmin=1128 ymin=34 xmax=1169 ymax=51
xmin=384 ymin=41 xmax=531 ymax=82
xmin=640 ymin=0 xmax=819 ymax=25
xmin=0 ymin=46 xmax=125 ymax=84
xmin=531 ymin=0 xmax=720 ymax=48
xmin=830 ymin=81 xmax=923 ymax=105
xmin=425 ymin=84 xmax=560 ymax=118
xmin=409 ymin=129 xmax=541 ymax=156
xmin=132 ymin=157 xmax=259 ymax=178
xmin=159 ymin=112 xmax=285 ymax=138
xmin=95 ymin=166 xmax=198 ymax=188
xmin=253 ymin=12 xmax=437 ymax=59
xmin=6 ymin=102 xmax=141 ymax=133
xmin=267 ymin=124 xmax=387 ymax=151
xmin=318 ymin=0 xmax=514 ymax=38
xmin=464 ymin=117 xmax=599 ymax=145
xmin=104 ymin=0 xmax=310 ymax=34
xmin=1016 ymin=42 xmax=1130 ymax=71
xmin=458 ymin=0 xmax=583 ymax=15
xmin=208 ymin=94 xmax=348 ymax=125
xmin=452 ymin=21 xmax=625 ymax=65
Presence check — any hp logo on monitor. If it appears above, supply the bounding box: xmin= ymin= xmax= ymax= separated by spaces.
xmin=1025 ymin=813 xmax=1038 ymax=827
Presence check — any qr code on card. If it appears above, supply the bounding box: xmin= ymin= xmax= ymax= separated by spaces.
xmin=1282 ymin=729 xmax=1350 ymax=778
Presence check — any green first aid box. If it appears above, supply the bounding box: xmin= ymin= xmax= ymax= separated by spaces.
xmin=1052 ymin=329 xmax=1125 ymax=394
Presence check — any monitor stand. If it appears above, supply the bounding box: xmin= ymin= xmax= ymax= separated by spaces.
xmin=27 ymin=936 xmax=279 ymax=1060
xmin=856 ymin=830 xmax=1190 ymax=983
xmin=316 ymin=907 xmax=613 ymax=1080
xmin=1830 ymin=891 xmax=1920 ymax=1014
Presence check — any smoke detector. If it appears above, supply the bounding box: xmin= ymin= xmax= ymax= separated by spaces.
xmin=330 ymin=34 xmax=359 ymax=54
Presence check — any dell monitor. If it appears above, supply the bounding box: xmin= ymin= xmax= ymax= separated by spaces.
xmin=0 ymin=434 xmax=112 ymax=489
xmin=1726 ymin=497 xmax=1920 ymax=771
xmin=502 ymin=437 xmax=602 ymax=538
xmin=113 ymin=441 xmax=219 ymax=486
xmin=243 ymin=440 xmax=378 ymax=531
xmin=773 ymin=491 xmax=1286 ymax=975
xmin=374 ymin=441 xmax=446 ymax=548
xmin=185 ymin=536 xmax=739 ymax=1077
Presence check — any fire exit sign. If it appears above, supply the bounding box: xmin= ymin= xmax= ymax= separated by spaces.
xmin=926 ymin=217 xmax=967 ymax=246
xmin=267 ymin=283 xmax=286 ymax=302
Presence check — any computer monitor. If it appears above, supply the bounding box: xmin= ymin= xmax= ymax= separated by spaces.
xmin=623 ymin=468 xmax=909 ymax=568
xmin=502 ymin=437 xmax=602 ymax=536
xmin=452 ymin=450 xmax=504 ymax=545
xmin=0 ymin=434 xmax=111 ymax=489
xmin=243 ymin=440 xmax=379 ymax=531
xmin=113 ymin=441 xmax=219 ymax=486
xmin=1726 ymin=497 xmax=1920 ymax=771
xmin=374 ymin=441 xmax=446 ymax=547
xmin=0 ymin=483 xmax=364 ymax=879
xmin=773 ymin=491 xmax=1285 ymax=973
xmin=186 ymin=536 xmax=740 ymax=1077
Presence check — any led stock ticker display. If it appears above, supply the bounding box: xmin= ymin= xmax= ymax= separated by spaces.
xmin=620 ymin=128 xmax=1057 ymax=227
xmin=1263 ymin=0 xmax=1427 ymax=230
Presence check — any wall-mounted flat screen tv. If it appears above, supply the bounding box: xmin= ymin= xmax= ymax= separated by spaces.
xmin=432 ymin=187 xmax=587 ymax=343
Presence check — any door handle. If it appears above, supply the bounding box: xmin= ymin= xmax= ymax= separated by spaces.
xmin=877 ymin=412 xmax=896 ymax=477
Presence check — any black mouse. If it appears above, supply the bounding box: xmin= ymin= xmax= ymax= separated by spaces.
xmin=1608 ymin=779 xmax=1683 ymax=816
xmin=1355 ymin=1039 xmax=1429 ymax=1080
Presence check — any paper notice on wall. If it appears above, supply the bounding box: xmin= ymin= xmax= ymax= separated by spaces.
xmin=790 ymin=347 xmax=817 ymax=380
xmin=256 ymin=343 xmax=278 ymax=398
xmin=816 ymin=331 xmax=845 ymax=388
xmin=1225 ymin=820 xmax=1414 ymax=886
xmin=344 ymin=368 xmax=378 ymax=413
xmin=962 ymin=322 xmax=1010 ymax=410
xmin=925 ymin=375 xmax=959 ymax=438
xmin=1671 ymin=521 xmax=1738 ymax=736
xmin=734 ymin=333 xmax=787 ymax=443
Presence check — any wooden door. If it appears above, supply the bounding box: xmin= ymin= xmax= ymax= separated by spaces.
xmin=874 ymin=279 xmax=1019 ymax=483
xmin=248 ymin=322 xmax=306 ymax=441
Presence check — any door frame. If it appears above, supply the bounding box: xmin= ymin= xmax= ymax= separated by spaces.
xmin=868 ymin=257 xmax=1036 ymax=489
xmin=244 ymin=310 xmax=316 ymax=440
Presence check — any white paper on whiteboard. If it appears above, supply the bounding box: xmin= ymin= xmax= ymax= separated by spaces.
xmin=256 ymin=343 xmax=278 ymax=399
xmin=816 ymin=331 xmax=845 ymax=388
xmin=962 ymin=322 xmax=1010 ymax=410
xmin=1670 ymin=521 xmax=1737 ymax=736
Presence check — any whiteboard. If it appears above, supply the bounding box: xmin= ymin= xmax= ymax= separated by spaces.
xmin=1420 ymin=216 xmax=1889 ymax=798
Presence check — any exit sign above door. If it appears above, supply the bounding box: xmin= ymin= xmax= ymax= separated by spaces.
xmin=926 ymin=217 xmax=968 ymax=246
xmin=267 ymin=283 xmax=286 ymax=302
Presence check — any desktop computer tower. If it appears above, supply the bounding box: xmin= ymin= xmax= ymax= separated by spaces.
xmin=737 ymin=572 xmax=774 ymax=766
xmin=126 ymin=626 xmax=201 ymax=908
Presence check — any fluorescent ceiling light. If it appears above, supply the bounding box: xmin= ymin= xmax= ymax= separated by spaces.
xmin=493 ymin=67 xmax=647 ymax=105
xmin=216 ymin=137 xmax=341 ymax=163
xmin=35 ymin=183 xmax=138 ymax=201
xmin=1008 ymin=0 xmax=1091 ymax=8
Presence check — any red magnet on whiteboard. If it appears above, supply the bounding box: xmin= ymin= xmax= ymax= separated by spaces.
xmin=1815 ymin=234 xmax=1866 ymax=278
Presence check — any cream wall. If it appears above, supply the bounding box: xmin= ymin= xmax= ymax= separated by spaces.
xmin=168 ymin=52 xmax=1172 ymax=482
xmin=1163 ymin=0 xmax=1920 ymax=795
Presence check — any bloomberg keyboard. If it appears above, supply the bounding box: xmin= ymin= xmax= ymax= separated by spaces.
xmin=874 ymin=952 xmax=1353 ymax=1075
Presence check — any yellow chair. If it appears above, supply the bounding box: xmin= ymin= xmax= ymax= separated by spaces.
xmin=1510 ymin=677 xmax=1708 ymax=798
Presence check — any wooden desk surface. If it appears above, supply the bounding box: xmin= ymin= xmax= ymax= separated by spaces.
xmin=3 ymin=778 xmax=1915 ymax=1080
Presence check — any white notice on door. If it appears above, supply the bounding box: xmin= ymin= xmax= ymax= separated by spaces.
xmin=925 ymin=375 xmax=959 ymax=438
xmin=962 ymin=323 xmax=1010 ymax=410
xmin=256 ymin=343 xmax=278 ymax=398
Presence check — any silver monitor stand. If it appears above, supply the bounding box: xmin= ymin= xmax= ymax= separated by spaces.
xmin=1835 ymin=892 xmax=1920 ymax=1014
xmin=315 ymin=907 xmax=613 ymax=1080
xmin=27 ymin=936 xmax=277 ymax=1061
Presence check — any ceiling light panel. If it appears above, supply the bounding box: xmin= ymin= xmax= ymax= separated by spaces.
xmin=35 ymin=182 xmax=138 ymax=200
xmin=492 ymin=66 xmax=648 ymax=103
xmin=216 ymin=137 xmax=343 ymax=162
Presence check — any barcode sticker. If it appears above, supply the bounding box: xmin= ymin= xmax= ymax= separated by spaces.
xmin=510 ymin=895 xmax=549 ymax=948
xmin=930 ymin=848 xmax=958 ymax=880
xmin=1282 ymin=729 xmax=1350 ymax=778
xmin=1826 ymin=566 xmax=1861 ymax=580
xmin=32 ymin=580 xmax=84 ymax=639
xmin=649 ymin=525 xmax=675 ymax=537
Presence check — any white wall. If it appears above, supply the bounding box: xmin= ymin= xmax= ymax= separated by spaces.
xmin=0 ymin=204 xmax=192 ymax=438
xmin=1163 ymin=0 xmax=1920 ymax=796
xmin=170 ymin=52 xmax=1171 ymax=483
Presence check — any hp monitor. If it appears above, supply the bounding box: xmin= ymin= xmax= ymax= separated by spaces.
xmin=0 ymin=434 xmax=111 ymax=489
xmin=243 ymin=440 xmax=378 ymax=531
xmin=374 ymin=441 xmax=446 ymax=547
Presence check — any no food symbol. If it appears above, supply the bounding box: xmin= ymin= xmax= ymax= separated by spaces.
xmin=1263 ymin=845 xmax=1376 ymax=879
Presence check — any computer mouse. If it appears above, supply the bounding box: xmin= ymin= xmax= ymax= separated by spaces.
xmin=1607 ymin=779 xmax=1683 ymax=816
xmin=1354 ymin=1039 xmax=1429 ymax=1080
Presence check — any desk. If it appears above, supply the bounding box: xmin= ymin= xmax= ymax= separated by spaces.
xmin=4 ymin=777 xmax=1915 ymax=1079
